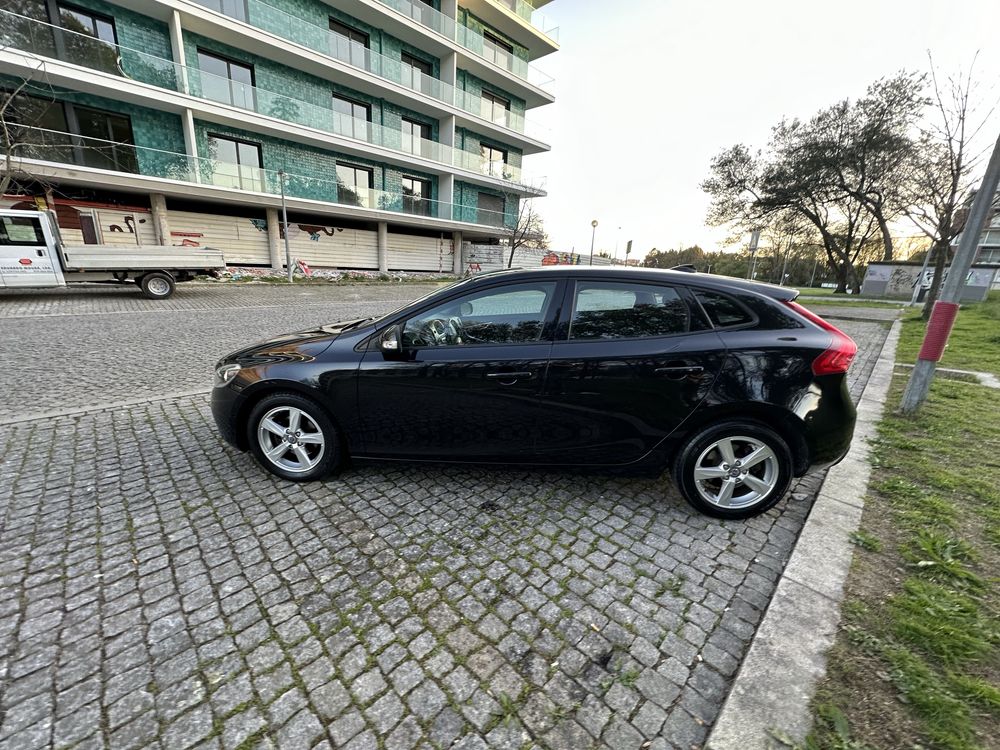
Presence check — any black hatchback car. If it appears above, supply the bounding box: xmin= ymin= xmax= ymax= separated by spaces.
xmin=211 ymin=267 xmax=857 ymax=519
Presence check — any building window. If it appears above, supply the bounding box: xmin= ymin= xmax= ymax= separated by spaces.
xmin=56 ymin=3 xmax=118 ymax=73
xmin=401 ymin=118 xmax=431 ymax=156
xmin=482 ymin=32 xmax=513 ymax=69
xmin=400 ymin=52 xmax=434 ymax=94
xmin=480 ymin=144 xmax=507 ymax=179
xmin=5 ymin=93 xmax=138 ymax=173
xmin=200 ymin=0 xmax=248 ymax=22
xmin=402 ymin=176 xmax=431 ymax=216
xmin=332 ymin=94 xmax=371 ymax=141
xmin=330 ymin=19 xmax=370 ymax=69
xmin=207 ymin=134 xmax=263 ymax=192
xmin=197 ymin=50 xmax=255 ymax=110
xmin=477 ymin=192 xmax=505 ymax=227
xmin=73 ymin=105 xmax=138 ymax=172
xmin=480 ymin=91 xmax=510 ymax=128
xmin=336 ymin=162 xmax=374 ymax=208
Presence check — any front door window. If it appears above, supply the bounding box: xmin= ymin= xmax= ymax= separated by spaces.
xmin=403 ymin=282 xmax=557 ymax=347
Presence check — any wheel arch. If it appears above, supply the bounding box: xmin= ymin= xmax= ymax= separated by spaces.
xmin=233 ymin=380 xmax=349 ymax=455
xmin=669 ymin=402 xmax=810 ymax=476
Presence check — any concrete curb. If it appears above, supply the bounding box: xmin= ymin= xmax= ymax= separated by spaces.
xmin=705 ymin=318 xmax=902 ymax=750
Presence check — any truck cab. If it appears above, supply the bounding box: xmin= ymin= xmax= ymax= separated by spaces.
xmin=0 ymin=208 xmax=225 ymax=299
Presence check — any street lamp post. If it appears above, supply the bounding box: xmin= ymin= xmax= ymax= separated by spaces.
xmin=278 ymin=170 xmax=292 ymax=284
xmin=589 ymin=219 xmax=598 ymax=266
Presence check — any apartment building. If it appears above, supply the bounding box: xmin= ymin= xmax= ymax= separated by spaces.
xmin=1 ymin=0 xmax=558 ymax=272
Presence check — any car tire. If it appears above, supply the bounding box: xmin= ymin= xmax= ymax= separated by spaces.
xmin=673 ymin=420 xmax=793 ymax=519
xmin=139 ymin=272 xmax=176 ymax=299
xmin=246 ymin=392 xmax=341 ymax=482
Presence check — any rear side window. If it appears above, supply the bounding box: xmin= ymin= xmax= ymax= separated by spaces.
xmin=694 ymin=290 xmax=754 ymax=328
xmin=570 ymin=281 xmax=689 ymax=340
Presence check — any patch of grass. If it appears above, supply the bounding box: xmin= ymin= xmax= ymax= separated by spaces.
xmin=803 ymin=300 xmax=1000 ymax=750
xmin=618 ymin=667 xmax=640 ymax=688
xmin=848 ymin=531 xmax=881 ymax=552
xmin=896 ymin=291 xmax=1000 ymax=376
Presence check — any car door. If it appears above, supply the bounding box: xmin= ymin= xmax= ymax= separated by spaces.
xmin=535 ymin=278 xmax=727 ymax=465
xmin=355 ymin=278 xmax=566 ymax=462
xmin=0 ymin=213 xmax=62 ymax=288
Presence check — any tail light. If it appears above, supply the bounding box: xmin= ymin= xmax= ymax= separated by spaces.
xmin=783 ymin=300 xmax=858 ymax=375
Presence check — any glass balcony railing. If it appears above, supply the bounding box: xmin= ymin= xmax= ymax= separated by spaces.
xmin=490 ymin=0 xmax=561 ymax=41
xmin=13 ymin=125 xmax=515 ymax=228
xmin=187 ymin=0 xmax=536 ymax=132
xmin=373 ymin=0 xmax=556 ymax=80
xmin=2 ymin=9 xmax=542 ymax=189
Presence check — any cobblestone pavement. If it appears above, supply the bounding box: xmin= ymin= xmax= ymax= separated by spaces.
xmin=0 ymin=286 xmax=892 ymax=750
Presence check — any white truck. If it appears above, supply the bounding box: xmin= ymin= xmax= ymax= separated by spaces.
xmin=0 ymin=208 xmax=226 ymax=299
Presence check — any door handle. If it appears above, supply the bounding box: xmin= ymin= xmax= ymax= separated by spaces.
xmin=486 ymin=371 xmax=533 ymax=380
xmin=654 ymin=365 xmax=704 ymax=378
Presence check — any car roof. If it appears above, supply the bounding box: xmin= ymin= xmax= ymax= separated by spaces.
xmin=464 ymin=265 xmax=799 ymax=301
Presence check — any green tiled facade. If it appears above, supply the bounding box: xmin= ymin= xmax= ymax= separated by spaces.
xmin=194 ymin=120 xmax=439 ymax=210
xmin=7 ymin=0 xmax=548 ymax=234
xmin=457 ymin=8 xmax=530 ymax=68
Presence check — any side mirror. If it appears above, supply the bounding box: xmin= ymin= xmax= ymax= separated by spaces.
xmin=379 ymin=325 xmax=402 ymax=355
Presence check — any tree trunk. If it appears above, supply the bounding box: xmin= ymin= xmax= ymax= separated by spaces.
xmin=507 ymin=237 xmax=516 ymax=268
xmin=878 ymin=215 xmax=894 ymax=261
xmin=921 ymin=240 xmax=950 ymax=320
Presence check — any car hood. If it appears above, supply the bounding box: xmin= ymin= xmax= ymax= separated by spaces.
xmin=221 ymin=317 xmax=370 ymax=365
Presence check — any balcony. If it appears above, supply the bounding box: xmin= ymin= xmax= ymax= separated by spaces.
xmin=1 ymin=8 xmax=543 ymax=192
xmin=368 ymin=0 xmax=555 ymax=81
xmin=11 ymin=125 xmax=514 ymax=229
xmin=186 ymin=0 xmax=541 ymax=133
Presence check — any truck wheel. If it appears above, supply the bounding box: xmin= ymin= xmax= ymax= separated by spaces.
xmin=139 ymin=272 xmax=175 ymax=299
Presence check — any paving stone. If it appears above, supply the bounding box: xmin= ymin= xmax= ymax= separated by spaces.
xmin=0 ymin=287 xmax=888 ymax=750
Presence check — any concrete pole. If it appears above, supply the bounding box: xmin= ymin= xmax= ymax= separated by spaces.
xmin=901 ymin=128 xmax=1000 ymax=414
xmin=181 ymin=109 xmax=199 ymax=183
xmin=266 ymin=207 xmax=282 ymax=270
xmin=168 ymin=10 xmax=189 ymax=95
xmin=149 ymin=193 xmax=170 ymax=245
xmin=452 ymin=231 xmax=464 ymax=275
xmin=377 ymin=221 xmax=388 ymax=272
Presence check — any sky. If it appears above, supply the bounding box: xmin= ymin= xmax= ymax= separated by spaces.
xmin=525 ymin=0 xmax=1000 ymax=261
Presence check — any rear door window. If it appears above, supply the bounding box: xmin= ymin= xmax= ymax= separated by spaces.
xmin=569 ymin=281 xmax=690 ymax=340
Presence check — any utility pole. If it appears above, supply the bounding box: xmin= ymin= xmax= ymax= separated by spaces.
xmin=278 ymin=170 xmax=293 ymax=283
xmin=900 ymin=130 xmax=1000 ymax=413
xmin=808 ymin=257 xmax=819 ymax=288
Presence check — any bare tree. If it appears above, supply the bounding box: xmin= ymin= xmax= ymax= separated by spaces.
xmin=505 ymin=196 xmax=548 ymax=268
xmin=898 ymin=54 xmax=995 ymax=318
xmin=0 ymin=57 xmax=53 ymax=198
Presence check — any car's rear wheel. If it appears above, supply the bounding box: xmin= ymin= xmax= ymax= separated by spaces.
xmin=673 ymin=421 xmax=792 ymax=519
xmin=247 ymin=393 xmax=341 ymax=481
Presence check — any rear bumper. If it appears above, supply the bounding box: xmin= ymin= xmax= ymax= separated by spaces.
xmin=211 ymin=386 xmax=246 ymax=450
xmin=800 ymin=375 xmax=857 ymax=474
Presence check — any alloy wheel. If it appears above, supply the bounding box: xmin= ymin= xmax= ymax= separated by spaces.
xmin=256 ymin=406 xmax=326 ymax=473
xmin=692 ymin=435 xmax=779 ymax=509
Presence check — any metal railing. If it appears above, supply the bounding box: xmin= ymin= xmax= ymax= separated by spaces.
xmin=2 ymin=9 xmax=543 ymax=188
xmin=11 ymin=125 xmax=516 ymax=228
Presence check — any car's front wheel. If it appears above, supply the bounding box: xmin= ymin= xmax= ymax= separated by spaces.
xmin=673 ymin=421 xmax=792 ymax=519
xmin=247 ymin=393 xmax=341 ymax=481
